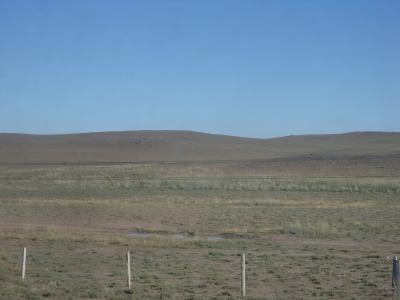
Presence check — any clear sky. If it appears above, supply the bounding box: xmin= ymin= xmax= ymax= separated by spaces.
xmin=0 ymin=0 xmax=399 ymax=138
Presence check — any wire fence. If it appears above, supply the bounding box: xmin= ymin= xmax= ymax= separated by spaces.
xmin=1 ymin=246 xmax=399 ymax=299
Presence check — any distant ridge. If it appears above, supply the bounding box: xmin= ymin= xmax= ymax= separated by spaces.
xmin=0 ymin=131 xmax=399 ymax=164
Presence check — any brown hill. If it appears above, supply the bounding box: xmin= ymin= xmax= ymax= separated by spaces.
xmin=0 ymin=131 xmax=399 ymax=164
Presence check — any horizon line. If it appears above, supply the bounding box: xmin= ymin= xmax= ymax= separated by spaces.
xmin=0 ymin=129 xmax=398 ymax=140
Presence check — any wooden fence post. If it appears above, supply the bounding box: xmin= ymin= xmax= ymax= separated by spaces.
xmin=393 ymin=257 xmax=400 ymax=296
xmin=21 ymin=247 xmax=26 ymax=280
xmin=127 ymin=251 xmax=131 ymax=290
xmin=241 ymin=253 xmax=246 ymax=296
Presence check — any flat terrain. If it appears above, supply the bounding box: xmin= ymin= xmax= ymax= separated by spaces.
xmin=0 ymin=131 xmax=399 ymax=299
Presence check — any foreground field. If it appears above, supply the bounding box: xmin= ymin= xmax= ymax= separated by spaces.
xmin=0 ymin=161 xmax=399 ymax=299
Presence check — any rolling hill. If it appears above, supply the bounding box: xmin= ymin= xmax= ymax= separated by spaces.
xmin=0 ymin=130 xmax=399 ymax=164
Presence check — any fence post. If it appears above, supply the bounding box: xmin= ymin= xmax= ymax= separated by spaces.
xmin=241 ymin=253 xmax=246 ymax=296
xmin=393 ymin=257 xmax=398 ymax=288
xmin=393 ymin=257 xmax=400 ymax=296
xmin=127 ymin=251 xmax=131 ymax=290
xmin=21 ymin=247 xmax=26 ymax=280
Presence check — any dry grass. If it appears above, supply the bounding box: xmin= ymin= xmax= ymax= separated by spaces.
xmin=1 ymin=163 xmax=399 ymax=299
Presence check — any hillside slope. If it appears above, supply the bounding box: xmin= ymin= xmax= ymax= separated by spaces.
xmin=0 ymin=131 xmax=399 ymax=164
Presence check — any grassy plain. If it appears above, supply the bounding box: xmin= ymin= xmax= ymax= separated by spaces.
xmin=0 ymin=159 xmax=399 ymax=299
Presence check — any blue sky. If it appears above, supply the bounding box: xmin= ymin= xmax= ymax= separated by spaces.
xmin=0 ymin=0 xmax=399 ymax=138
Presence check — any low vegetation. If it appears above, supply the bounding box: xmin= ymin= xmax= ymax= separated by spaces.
xmin=0 ymin=162 xmax=399 ymax=299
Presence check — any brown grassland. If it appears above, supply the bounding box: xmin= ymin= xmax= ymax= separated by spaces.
xmin=0 ymin=131 xmax=400 ymax=299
